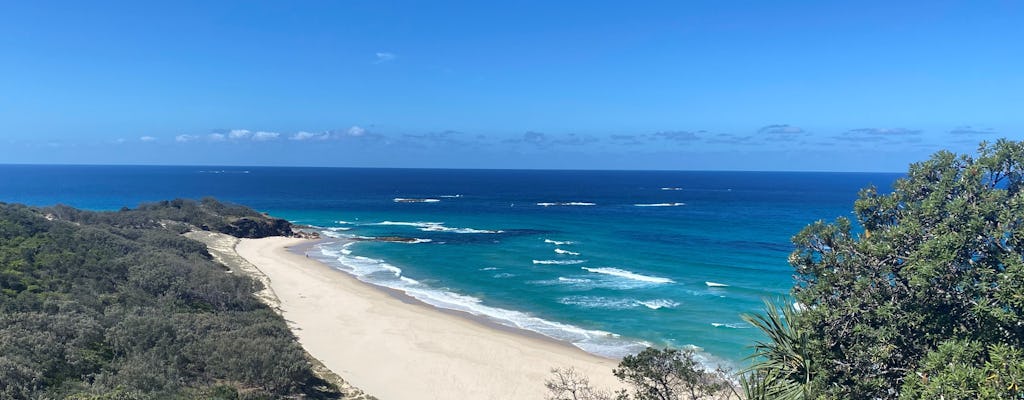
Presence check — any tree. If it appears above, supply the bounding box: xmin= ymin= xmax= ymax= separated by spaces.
xmin=613 ymin=347 xmax=732 ymax=400
xmin=781 ymin=139 xmax=1024 ymax=398
xmin=741 ymin=300 xmax=813 ymax=400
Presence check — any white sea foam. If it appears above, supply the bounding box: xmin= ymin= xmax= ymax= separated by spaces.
xmin=393 ymin=197 xmax=441 ymax=203
xmin=634 ymin=202 xmax=686 ymax=207
xmin=479 ymin=267 xmax=500 ymax=271
xmin=493 ymin=273 xmax=515 ymax=278
xmin=705 ymin=281 xmax=729 ymax=287
xmin=316 ymin=244 xmax=645 ymax=358
xmin=438 ymin=194 xmax=463 ymax=198
xmin=533 ymin=259 xmax=587 ymax=265
xmin=557 ymin=277 xmax=592 ymax=284
xmin=554 ymin=248 xmax=581 ymax=256
xmin=404 ymin=238 xmax=433 ymax=244
xmin=559 ymin=296 xmax=680 ymax=310
xmin=660 ymin=187 xmax=683 ymax=191
xmin=544 ymin=239 xmax=576 ymax=245
xmin=326 ymin=226 xmax=352 ymax=231
xmin=711 ymin=323 xmax=750 ymax=329
xmin=582 ymin=267 xmax=674 ymax=284
xmin=537 ymin=202 xmax=596 ymax=207
xmin=372 ymin=221 xmax=502 ymax=234
xmin=374 ymin=221 xmax=443 ymax=227
xmin=335 ymin=220 xmax=355 ymax=225
xmin=638 ymin=299 xmax=680 ymax=309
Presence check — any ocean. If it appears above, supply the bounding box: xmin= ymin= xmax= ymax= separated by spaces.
xmin=0 ymin=165 xmax=900 ymax=366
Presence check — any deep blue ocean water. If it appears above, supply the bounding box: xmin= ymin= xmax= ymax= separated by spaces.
xmin=0 ymin=165 xmax=900 ymax=366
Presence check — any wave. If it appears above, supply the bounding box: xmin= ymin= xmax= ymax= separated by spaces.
xmin=537 ymin=202 xmax=596 ymax=207
xmin=479 ymin=267 xmax=499 ymax=271
xmin=314 ymin=243 xmax=647 ymax=358
xmin=581 ymin=267 xmax=674 ymax=284
xmin=660 ymin=187 xmax=683 ymax=191
xmin=393 ymin=198 xmax=441 ymax=203
xmin=372 ymin=221 xmax=503 ymax=234
xmin=638 ymin=299 xmax=680 ymax=309
xmin=335 ymin=220 xmax=356 ymax=225
xmin=544 ymin=239 xmax=576 ymax=245
xmin=533 ymin=259 xmax=587 ymax=265
xmin=554 ymin=248 xmax=580 ymax=256
xmin=558 ymin=277 xmax=592 ymax=284
xmin=711 ymin=323 xmax=750 ymax=329
xmin=559 ymin=296 xmax=680 ymax=310
xmin=438 ymin=194 xmax=463 ymax=198
xmin=493 ymin=273 xmax=515 ymax=279
xmin=705 ymin=281 xmax=729 ymax=287
xmin=634 ymin=202 xmax=686 ymax=207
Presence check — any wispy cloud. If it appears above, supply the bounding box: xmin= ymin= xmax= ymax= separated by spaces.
xmin=757 ymin=124 xmax=805 ymax=135
xmin=347 ymin=126 xmax=366 ymax=137
xmin=208 ymin=133 xmax=227 ymax=142
xmin=139 ymin=136 xmax=157 ymax=142
xmin=228 ymin=129 xmax=252 ymax=140
xmin=949 ymin=126 xmax=997 ymax=135
xmin=252 ymin=131 xmax=280 ymax=141
xmin=374 ymin=52 xmax=397 ymax=64
xmin=652 ymin=131 xmax=702 ymax=142
xmin=175 ymin=134 xmax=199 ymax=143
xmin=846 ymin=127 xmax=921 ymax=136
xmin=290 ymin=131 xmax=330 ymax=141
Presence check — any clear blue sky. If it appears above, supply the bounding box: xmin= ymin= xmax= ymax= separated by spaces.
xmin=1 ymin=1 xmax=1020 ymax=171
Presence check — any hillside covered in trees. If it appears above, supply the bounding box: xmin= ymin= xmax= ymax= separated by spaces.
xmin=0 ymin=198 xmax=339 ymax=399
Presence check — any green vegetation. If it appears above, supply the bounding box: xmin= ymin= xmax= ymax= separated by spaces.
xmin=745 ymin=139 xmax=1024 ymax=399
xmin=0 ymin=199 xmax=339 ymax=399
xmin=546 ymin=348 xmax=735 ymax=400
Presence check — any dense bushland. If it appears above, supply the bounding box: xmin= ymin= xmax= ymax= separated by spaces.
xmin=0 ymin=200 xmax=338 ymax=399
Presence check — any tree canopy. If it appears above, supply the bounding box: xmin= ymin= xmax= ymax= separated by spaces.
xmin=746 ymin=139 xmax=1024 ymax=399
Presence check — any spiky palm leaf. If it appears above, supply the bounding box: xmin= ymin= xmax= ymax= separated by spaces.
xmin=741 ymin=299 xmax=814 ymax=400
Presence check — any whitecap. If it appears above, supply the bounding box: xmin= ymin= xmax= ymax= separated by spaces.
xmin=537 ymin=202 xmax=596 ymax=207
xmin=705 ymin=281 xmax=729 ymax=287
xmin=533 ymin=259 xmax=587 ymax=265
xmin=581 ymin=267 xmax=674 ymax=284
xmin=711 ymin=322 xmax=750 ymax=329
xmin=393 ymin=198 xmax=441 ymax=203
xmin=638 ymin=299 xmax=680 ymax=309
xmin=544 ymin=239 xmax=576 ymax=245
xmin=660 ymin=187 xmax=683 ymax=191
xmin=554 ymin=248 xmax=581 ymax=256
xmin=438 ymin=194 xmax=463 ymax=198
xmin=479 ymin=267 xmax=499 ymax=271
xmin=634 ymin=202 xmax=686 ymax=207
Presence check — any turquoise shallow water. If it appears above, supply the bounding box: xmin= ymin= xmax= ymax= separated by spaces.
xmin=0 ymin=165 xmax=900 ymax=366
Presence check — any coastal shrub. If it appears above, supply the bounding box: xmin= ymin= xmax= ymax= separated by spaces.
xmin=743 ymin=139 xmax=1024 ymax=399
xmin=0 ymin=201 xmax=340 ymax=398
xmin=546 ymin=347 xmax=735 ymax=400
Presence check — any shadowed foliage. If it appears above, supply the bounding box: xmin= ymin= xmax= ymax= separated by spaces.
xmin=0 ymin=200 xmax=340 ymax=399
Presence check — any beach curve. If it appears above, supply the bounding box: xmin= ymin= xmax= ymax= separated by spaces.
xmin=232 ymin=235 xmax=622 ymax=399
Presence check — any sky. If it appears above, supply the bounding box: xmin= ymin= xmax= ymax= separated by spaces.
xmin=0 ymin=1 xmax=1021 ymax=171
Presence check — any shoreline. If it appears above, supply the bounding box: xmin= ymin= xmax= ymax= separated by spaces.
xmin=233 ymin=235 xmax=622 ymax=399
xmin=288 ymin=238 xmax=625 ymax=359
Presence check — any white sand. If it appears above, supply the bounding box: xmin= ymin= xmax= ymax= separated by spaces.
xmin=234 ymin=236 xmax=622 ymax=400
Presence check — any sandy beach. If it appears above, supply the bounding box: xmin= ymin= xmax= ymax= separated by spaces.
xmin=228 ymin=235 xmax=622 ymax=399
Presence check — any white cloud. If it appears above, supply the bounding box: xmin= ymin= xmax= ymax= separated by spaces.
xmin=253 ymin=131 xmax=280 ymax=141
xmin=175 ymin=134 xmax=199 ymax=143
xmin=229 ymin=129 xmax=252 ymax=140
xmin=375 ymin=52 xmax=397 ymax=63
xmin=290 ymin=131 xmax=330 ymax=141
xmin=139 ymin=136 xmax=157 ymax=142
xmin=209 ymin=133 xmax=226 ymax=141
xmin=347 ymin=126 xmax=366 ymax=137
